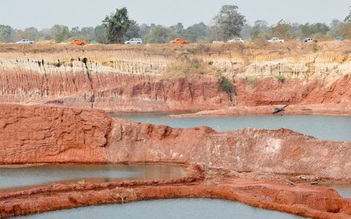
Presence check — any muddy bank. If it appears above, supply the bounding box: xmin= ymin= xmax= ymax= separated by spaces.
xmin=1 ymin=103 xmax=351 ymax=180
xmin=171 ymin=103 xmax=351 ymax=117
xmin=0 ymin=165 xmax=350 ymax=219
xmin=1 ymin=104 xmax=351 ymax=218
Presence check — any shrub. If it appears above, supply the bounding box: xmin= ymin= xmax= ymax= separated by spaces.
xmin=162 ymin=56 xmax=212 ymax=80
xmin=220 ymin=76 xmax=233 ymax=94
xmin=312 ymin=44 xmax=318 ymax=53
xmin=278 ymin=75 xmax=286 ymax=83
xmin=220 ymin=76 xmax=235 ymax=102
xmin=247 ymin=76 xmax=258 ymax=88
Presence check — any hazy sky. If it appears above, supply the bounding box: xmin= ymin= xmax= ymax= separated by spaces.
xmin=1 ymin=0 xmax=349 ymax=30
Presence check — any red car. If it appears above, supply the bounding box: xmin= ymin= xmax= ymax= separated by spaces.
xmin=170 ymin=38 xmax=189 ymax=44
xmin=70 ymin=39 xmax=87 ymax=46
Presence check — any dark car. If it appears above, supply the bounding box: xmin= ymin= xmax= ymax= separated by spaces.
xmin=303 ymin=38 xmax=317 ymax=43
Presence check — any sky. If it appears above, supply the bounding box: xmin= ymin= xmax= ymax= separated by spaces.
xmin=0 ymin=0 xmax=349 ymax=30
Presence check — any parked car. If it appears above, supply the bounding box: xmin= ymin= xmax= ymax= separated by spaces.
xmin=170 ymin=38 xmax=189 ymax=44
xmin=70 ymin=39 xmax=87 ymax=46
xmin=335 ymin=36 xmax=343 ymax=41
xmin=124 ymin=38 xmax=142 ymax=44
xmin=16 ymin=39 xmax=35 ymax=44
xmin=267 ymin=37 xmax=284 ymax=43
xmin=227 ymin=37 xmax=244 ymax=44
xmin=303 ymin=38 xmax=317 ymax=43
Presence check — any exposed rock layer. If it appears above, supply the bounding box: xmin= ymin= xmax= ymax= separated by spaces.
xmin=1 ymin=104 xmax=351 ymax=180
xmin=1 ymin=104 xmax=351 ymax=218
xmin=0 ymin=43 xmax=351 ymax=112
xmin=1 ymin=42 xmax=351 ymax=218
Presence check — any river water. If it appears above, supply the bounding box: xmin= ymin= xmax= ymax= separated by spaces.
xmin=15 ymin=198 xmax=304 ymax=219
xmin=111 ymin=114 xmax=351 ymax=141
xmin=0 ymin=164 xmax=185 ymax=192
xmin=7 ymin=114 xmax=351 ymax=218
xmin=110 ymin=113 xmax=351 ymax=199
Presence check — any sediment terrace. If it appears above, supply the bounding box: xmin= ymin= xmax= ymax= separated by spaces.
xmin=1 ymin=42 xmax=351 ymax=218
xmin=0 ymin=42 xmax=351 ymax=112
xmin=0 ymin=104 xmax=351 ymax=218
xmin=1 ymin=104 xmax=351 ymax=180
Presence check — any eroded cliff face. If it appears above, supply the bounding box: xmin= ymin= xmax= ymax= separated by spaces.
xmin=1 ymin=104 xmax=351 ymax=181
xmin=0 ymin=42 xmax=351 ymax=112
xmin=2 ymin=104 xmax=351 ymax=218
xmin=0 ymin=104 xmax=112 ymax=163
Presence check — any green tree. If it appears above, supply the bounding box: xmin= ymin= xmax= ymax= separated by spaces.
xmin=139 ymin=24 xmax=152 ymax=39
xmin=170 ymin=22 xmax=184 ymax=36
xmin=240 ymin=24 xmax=252 ymax=41
xmin=0 ymin=25 xmax=14 ymax=42
xmin=271 ymin=20 xmax=293 ymax=39
xmin=250 ymin=20 xmax=269 ymax=40
xmin=80 ymin=27 xmax=95 ymax=41
xmin=70 ymin=26 xmax=80 ymax=37
xmin=219 ymin=76 xmax=234 ymax=102
xmin=336 ymin=22 xmax=351 ymax=38
xmin=38 ymin=28 xmax=53 ymax=40
xmin=291 ymin=23 xmax=303 ymax=37
xmin=102 ymin=7 xmax=131 ymax=44
xmin=182 ymin=22 xmax=208 ymax=43
xmin=301 ymin=22 xmax=329 ymax=37
xmin=23 ymin=27 xmax=39 ymax=40
xmin=330 ymin=19 xmax=342 ymax=35
xmin=124 ymin=20 xmax=140 ymax=40
xmin=344 ymin=6 xmax=351 ymax=22
xmin=143 ymin=25 xmax=177 ymax=44
xmin=94 ymin=25 xmax=106 ymax=43
xmin=50 ymin=24 xmax=70 ymax=43
xmin=212 ymin=5 xmax=246 ymax=41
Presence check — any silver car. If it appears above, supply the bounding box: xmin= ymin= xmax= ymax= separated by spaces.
xmin=124 ymin=38 xmax=142 ymax=44
xmin=227 ymin=37 xmax=244 ymax=44
xmin=267 ymin=37 xmax=284 ymax=43
xmin=16 ymin=39 xmax=35 ymax=44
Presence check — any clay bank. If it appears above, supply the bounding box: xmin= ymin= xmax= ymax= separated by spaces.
xmin=1 ymin=42 xmax=351 ymax=218
xmin=0 ymin=42 xmax=351 ymax=115
xmin=1 ymin=104 xmax=351 ymax=218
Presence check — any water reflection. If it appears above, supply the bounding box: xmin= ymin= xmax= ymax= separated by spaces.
xmin=15 ymin=198 xmax=304 ymax=219
xmin=320 ymin=182 xmax=351 ymax=198
xmin=0 ymin=164 xmax=185 ymax=192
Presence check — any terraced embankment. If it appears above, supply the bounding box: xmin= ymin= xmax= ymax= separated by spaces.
xmin=0 ymin=42 xmax=350 ymax=113
xmin=1 ymin=42 xmax=351 ymax=218
xmin=0 ymin=104 xmax=351 ymax=218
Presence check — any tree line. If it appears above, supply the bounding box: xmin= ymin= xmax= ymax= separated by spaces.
xmin=1 ymin=5 xmax=351 ymax=44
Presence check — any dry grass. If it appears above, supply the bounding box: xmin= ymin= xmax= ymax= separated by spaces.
xmin=161 ymin=55 xmax=214 ymax=81
xmin=1 ymin=40 xmax=350 ymax=81
xmin=1 ymin=40 xmax=350 ymax=56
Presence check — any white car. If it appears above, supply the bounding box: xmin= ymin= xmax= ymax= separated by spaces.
xmin=267 ymin=37 xmax=284 ymax=43
xmin=227 ymin=37 xmax=244 ymax=44
xmin=124 ymin=38 xmax=142 ymax=44
xmin=16 ymin=39 xmax=35 ymax=44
